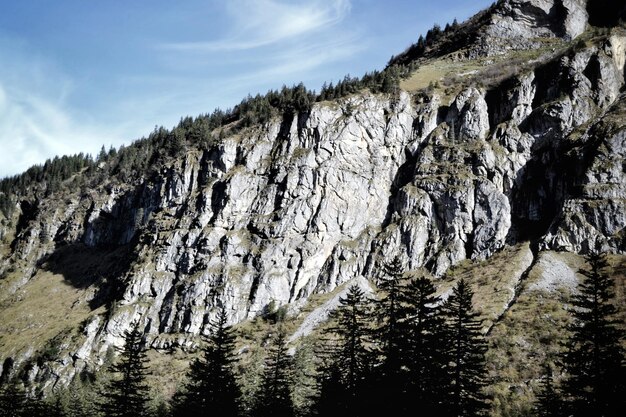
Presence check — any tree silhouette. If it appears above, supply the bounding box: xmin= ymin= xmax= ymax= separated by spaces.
xmin=442 ymin=279 xmax=488 ymax=417
xmin=402 ymin=275 xmax=447 ymax=414
xmin=254 ymin=329 xmax=294 ymax=417
xmin=535 ymin=362 xmax=562 ymax=417
xmin=173 ymin=308 xmax=241 ymax=417
xmin=560 ymin=254 xmax=626 ymax=417
xmin=316 ymin=284 xmax=373 ymax=416
xmin=100 ymin=323 xmax=150 ymax=417
xmin=372 ymin=256 xmax=407 ymax=415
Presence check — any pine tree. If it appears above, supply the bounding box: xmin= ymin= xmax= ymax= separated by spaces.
xmin=100 ymin=323 xmax=150 ymax=417
xmin=333 ymin=285 xmax=372 ymax=413
xmin=442 ymin=279 xmax=488 ymax=417
xmin=173 ymin=308 xmax=241 ymax=417
xmin=535 ymin=362 xmax=562 ymax=417
xmin=402 ymin=275 xmax=447 ymax=414
xmin=560 ymin=254 xmax=626 ymax=417
xmin=61 ymin=378 xmax=100 ymax=417
xmin=372 ymin=256 xmax=406 ymax=415
xmin=254 ymin=329 xmax=294 ymax=417
xmin=97 ymin=146 xmax=107 ymax=162
xmin=323 ymin=284 xmax=373 ymax=416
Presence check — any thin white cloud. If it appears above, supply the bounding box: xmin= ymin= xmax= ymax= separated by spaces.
xmin=226 ymin=34 xmax=366 ymax=86
xmin=0 ymin=0 xmax=361 ymax=178
xmin=0 ymin=81 xmax=125 ymax=178
xmin=162 ymin=0 xmax=351 ymax=51
xmin=0 ymin=45 xmax=132 ymax=178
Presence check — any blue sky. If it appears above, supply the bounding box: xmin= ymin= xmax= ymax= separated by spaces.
xmin=0 ymin=0 xmax=491 ymax=177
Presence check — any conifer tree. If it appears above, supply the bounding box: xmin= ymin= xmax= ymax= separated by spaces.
xmin=61 ymin=378 xmax=100 ymax=417
xmin=97 ymin=146 xmax=107 ymax=162
xmin=442 ymin=279 xmax=488 ymax=417
xmin=254 ymin=329 xmax=294 ymax=417
xmin=316 ymin=284 xmax=372 ymax=416
xmin=173 ymin=308 xmax=241 ymax=417
xmin=372 ymin=257 xmax=406 ymax=415
xmin=333 ymin=285 xmax=372 ymax=411
xmin=22 ymin=395 xmax=52 ymax=417
xmin=535 ymin=362 xmax=562 ymax=417
xmin=100 ymin=323 xmax=150 ymax=417
xmin=560 ymin=254 xmax=626 ymax=417
xmin=402 ymin=275 xmax=447 ymax=414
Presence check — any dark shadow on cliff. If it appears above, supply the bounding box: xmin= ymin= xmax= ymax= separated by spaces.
xmin=507 ymin=124 xmax=603 ymax=244
xmin=39 ymin=241 xmax=137 ymax=310
xmin=381 ymin=145 xmax=421 ymax=229
xmin=587 ymin=0 xmax=626 ymax=28
xmin=9 ymin=199 xmax=39 ymax=253
xmin=36 ymin=178 xmax=154 ymax=310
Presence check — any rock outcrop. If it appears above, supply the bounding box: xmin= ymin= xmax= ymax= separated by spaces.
xmin=475 ymin=0 xmax=589 ymax=56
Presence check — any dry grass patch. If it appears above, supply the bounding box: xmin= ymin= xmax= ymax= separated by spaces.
xmin=400 ymin=38 xmax=565 ymax=103
xmin=0 ymin=270 xmax=98 ymax=360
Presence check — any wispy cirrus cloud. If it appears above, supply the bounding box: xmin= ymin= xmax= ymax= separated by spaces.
xmin=0 ymin=82 xmax=124 ymax=178
xmin=0 ymin=0 xmax=363 ymax=178
xmin=155 ymin=0 xmax=361 ymax=96
xmin=0 ymin=42 xmax=133 ymax=177
xmin=225 ymin=34 xmax=366 ymax=86
xmin=161 ymin=0 xmax=351 ymax=51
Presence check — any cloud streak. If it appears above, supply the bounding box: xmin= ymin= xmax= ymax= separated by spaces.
xmin=0 ymin=0 xmax=364 ymax=178
xmin=0 ymin=45 xmax=133 ymax=178
xmin=162 ymin=0 xmax=351 ymax=51
xmin=0 ymin=82 xmax=123 ymax=178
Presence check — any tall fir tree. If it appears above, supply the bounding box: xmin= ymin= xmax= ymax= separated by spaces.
xmin=316 ymin=284 xmax=373 ymax=417
xmin=402 ymin=275 xmax=447 ymax=415
xmin=535 ymin=362 xmax=562 ymax=417
xmin=254 ymin=329 xmax=294 ymax=417
xmin=442 ymin=279 xmax=488 ymax=417
xmin=100 ymin=323 xmax=150 ymax=417
xmin=173 ymin=308 xmax=241 ymax=417
xmin=372 ymin=256 xmax=407 ymax=415
xmin=560 ymin=254 xmax=626 ymax=417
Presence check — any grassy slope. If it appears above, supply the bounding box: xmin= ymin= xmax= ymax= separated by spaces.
xmin=0 ymin=270 xmax=95 ymax=361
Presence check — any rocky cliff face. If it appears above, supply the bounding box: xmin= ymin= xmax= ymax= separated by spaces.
xmin=0 ymin=0 xmax=625 ymax=391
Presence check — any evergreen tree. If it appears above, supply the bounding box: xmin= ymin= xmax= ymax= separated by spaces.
xmin=290 ymin=342 xmax=317 ymax=417
xmin=372 ymin=257 xmax=406 ymax=415
xmin=402 ymin=275 xmax=447 ymax=414
xmin=97 ymin=146 xmax=107 ymax=162
xmin=535 ymin=362 xmax=562 ymax=417
xmin=254 ymin=329 xmax=294 ymax=417
xmin=173 ymin=308 xmax=241 ymax=417
xmin=62 ymin=379 xmax=100 ymax=417
xmin=442 ymin=279 xmax=488 ymax=417
xmin=320 ymin=284 xmax=373 ymax=416
xmin=560 ymin=254 xmax=626 ymax=417
xmin=43 ymin=395 xmax=65 ymax=417
xmin=100 ymin=323 xmax=150 ymax=417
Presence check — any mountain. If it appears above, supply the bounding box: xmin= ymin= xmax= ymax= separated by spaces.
xmin=1 ymin=1 xmax=625 ymax=415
